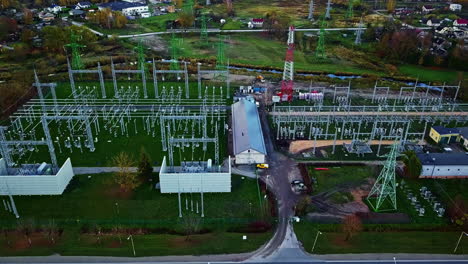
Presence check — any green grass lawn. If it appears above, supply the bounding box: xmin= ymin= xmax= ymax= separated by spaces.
xmin=294 ymin=222 xmax=468 ymax=254
xmin=136 ymin=13 xmax=178 ymax=32
xmin=0 ymin=173 xmax=265 ymax=223
xmin=0 ymin=174 xmax=272 ymax=256
xmin=398 ymin=64 xmax=461 ymax=83
xmin=308 ymin=165 xmax=378 ymax=194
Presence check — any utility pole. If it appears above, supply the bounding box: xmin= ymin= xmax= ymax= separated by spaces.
xmin=170 ymin=33 xmax=180 ymax=72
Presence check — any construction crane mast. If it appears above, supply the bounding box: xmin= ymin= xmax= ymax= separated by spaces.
xmin=280 ymin=26 xmax=295 ymax=102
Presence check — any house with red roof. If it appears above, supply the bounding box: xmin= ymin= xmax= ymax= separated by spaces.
xmin=453 ymin=18 xmax=468 ymax=26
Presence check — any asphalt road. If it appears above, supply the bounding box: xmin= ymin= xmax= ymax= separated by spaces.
xmin=1 ymin=260 xmax=467 ymax=264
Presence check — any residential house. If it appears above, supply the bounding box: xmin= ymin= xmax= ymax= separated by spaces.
xmin=77 ymin=1 xmax=92 ymax=9
xmin=248 ymin=18 xmax=264 ymax=28
xmin=38 ymin=11 xmax=55 ymax=22
xmin=69 ymin=9 xmax=86 ymax=18
xmin=454 ymin=18 xmax=468 ymax=27
xmin=422 ymin=5 xmax=435 ymax=13
xmin=47 ymin=4 xmax=63 ymax=14
xmin=98 ymin=1 xmax=149 ymax=16
xmin=426 ymin=18 xmax=441 ymax=27
xmin=449 ymin=3 xmax=462 ymax=12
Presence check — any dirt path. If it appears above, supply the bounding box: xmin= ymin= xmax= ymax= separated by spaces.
xmin=289 ymin=140 xmax=424 ymax=154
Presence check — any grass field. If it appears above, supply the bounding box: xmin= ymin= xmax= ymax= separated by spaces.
xmin=398 ymin=65 xmax=463 ymax=83
xmin=294 ymin=222 xmax=468 ymax=254
xmin=0 ymin=173 xmax=272 ymax=256
xmin=0 ymin=173 xmax=266 ymax=223
xmin=308 ymin=165 xmax=378 ymax=194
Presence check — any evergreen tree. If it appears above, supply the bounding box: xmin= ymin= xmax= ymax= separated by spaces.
xmin=137 ymin=147 xmax=153 ymax=182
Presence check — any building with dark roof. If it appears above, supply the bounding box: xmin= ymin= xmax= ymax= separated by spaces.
xmin=417 ymin=153 xmax=468 ymax=178
xmin=98 ymin=1 xmax=149 ymax=16
xmin=429 ymin=126 xmax=459 ymax=144
xmin=232 ymin=100 xmax=266 ymax=164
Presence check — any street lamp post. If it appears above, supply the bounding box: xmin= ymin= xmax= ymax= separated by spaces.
xmin=393 ymin=257 xmax=397 ymax=264
xmin=127 ymin=235 xmax=136 ymax=256
xmin=311 ymin=230 xmax=322 ymax=252
xmin=454 ymin=231 xmax=468 ymax=253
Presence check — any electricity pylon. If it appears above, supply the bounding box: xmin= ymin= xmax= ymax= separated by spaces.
xmin=308 ymin=0 xmax=314 ymax=21
xmin=135 ymin=40 xmax=148 ymax=78
xmin=325 ymin=0 xmax=332 ymax=19
xmin=170 ymin=33 xmax=180 ymax=72
xmin=367 ymin=142 xmax=399 ymax=212
xmin=354 ymin=17 xmax=364 ymax=45
xmin=200 ymin=14 xmax=208 ymax=44
xmin=216 ymin=35 xmax=226 ymax=71
xmin=64 ymin=32 xmax=85 ymax=70
xmin=346 ymin=0 xmax=354 ymax=19
xmin=183 ymin=0 xmax=194 ymax=15
xmin=315 ymin=18 xmax=326 ymax=59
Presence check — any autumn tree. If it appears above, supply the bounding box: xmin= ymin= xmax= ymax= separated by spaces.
xmin=447 ymin=194 xmax=468 ymax=228
xmin=137 ymin=147 xmax=153 ymax=183
xmin=295 ymin=196 xmax=312 ymax=216
xmin=0 ymin=0 xmax=12 ymax=10
xmin=342 ymin=214 xmax=362 ymax=241
xmin=0 ymin=16 xmax=17 ymax=41
xmin=112 ymin=152 xmax=140 ymax=192
xmin=23 ymin=8 xmax=33 ymax=24
xmin=386 ymin=0 xmax=396 ymax=13
xmin=178 ymin=11 xmax=195 ymax=29
xmin=225 ymin=0 xmax=233 ymax=16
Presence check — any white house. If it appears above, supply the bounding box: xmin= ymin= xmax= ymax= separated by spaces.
xmin=77 ymin=1 xmax=92 ymax=9
xmin=99 ymin=1 xmax=149 ymax=16
xmin=232 ymin=100 xmax=267 ymax=164
xmin=417 ymin=153 xmax=468 ymax=179
xmin=47 ymin=4 xmax=63 ymax=14
xmin=422 ymin=5 xmax=435 ymax=13
xmin=449 ymin=3 xmax=462 ymax=12
xmin=248 ymin=18 xmax=264 ymax=28
xmin=0 ymin=158 xmax=75 ymax=195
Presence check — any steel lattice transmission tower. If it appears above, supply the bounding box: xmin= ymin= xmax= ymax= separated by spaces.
xmin=65 ymin=32 xmax=85 ymax=70
xmin=367 ymin=142 xmax=399 ymax=212
xmin=346 ymin=0 xmax=354 ymax=19
xmin=170 ymin=33 xmax=180 ymax=72
xmin=183 ymin=0 xmax=194 ymax=15
xmin=325 ymin=0 xmax=332 ymax=19
xmin=308 ymin=0 xmax=314 ymax=21
xmin=315 ymin=18 xmax=326 ymax=59
xmin=200 ymin=14 xmax=208 ymax=44
xmin=216 ymin=35 xmax=227 ymax=71
xmin=280 ymin=26 xmax=295 ymax=102
xmin=135 ymin=40 xmax=148 ymax=78
xmin=355 ymin=17 xmax=364 ymax=45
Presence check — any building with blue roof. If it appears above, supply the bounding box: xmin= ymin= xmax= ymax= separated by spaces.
xmin=417 ymin=153 xmax=468 ymax=178
xmin=232 ymin=100 xmax=267 ymax=164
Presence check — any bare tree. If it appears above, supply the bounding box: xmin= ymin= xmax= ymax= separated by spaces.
xmin=42 ymin=219 xmax=59 ymax=244
xmin=181 ymin=213 xmax=201 ymax=241
xmin=17 ymin=218 xmax=35 ymax=247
